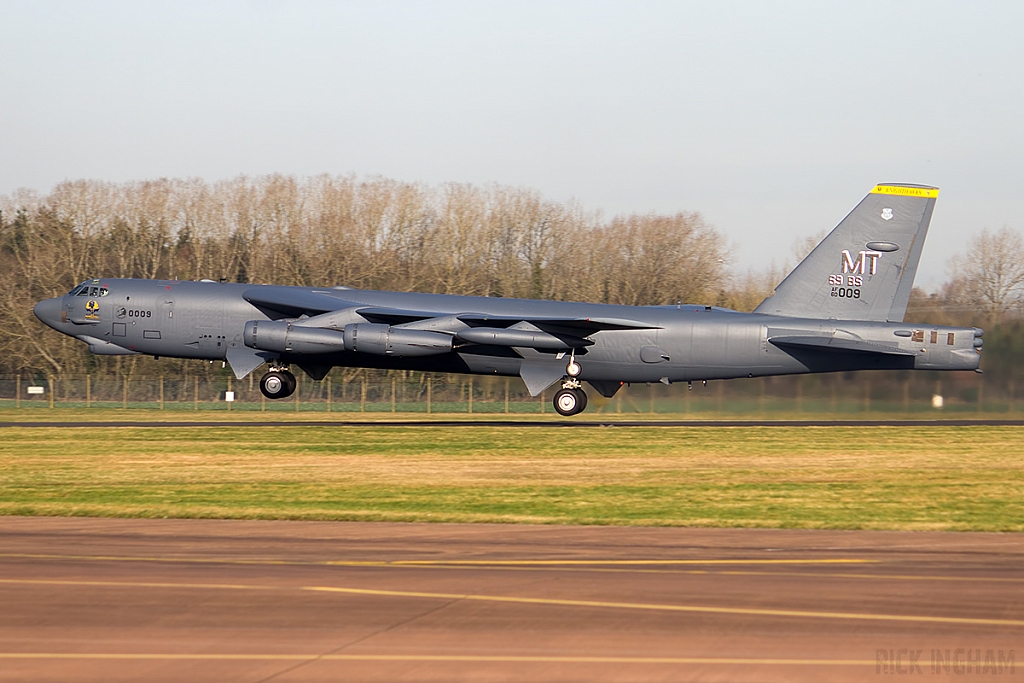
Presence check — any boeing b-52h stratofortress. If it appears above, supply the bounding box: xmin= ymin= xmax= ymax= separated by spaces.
xmin=35 ymin=184 xmax=982 ymax=415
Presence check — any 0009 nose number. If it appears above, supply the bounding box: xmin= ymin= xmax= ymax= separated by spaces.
xmin=116 ymin=308 xmax=152 ymax=318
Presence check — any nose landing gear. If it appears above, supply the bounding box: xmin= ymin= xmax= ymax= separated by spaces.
xmin=260 ymin=367 xmax=296 ymax=399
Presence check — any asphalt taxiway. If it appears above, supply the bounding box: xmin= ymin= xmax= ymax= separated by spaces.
xmin=1 ymin=518 xmax=1021 ymax=682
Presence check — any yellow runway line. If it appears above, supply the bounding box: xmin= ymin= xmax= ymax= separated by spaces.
xmin=2 ymin=576 xmax=1021 ymax=627
xmin=0 ymin=652 xmax=878 ymax=665
xmin=307 ymin=585 xmax=1024 ymax=627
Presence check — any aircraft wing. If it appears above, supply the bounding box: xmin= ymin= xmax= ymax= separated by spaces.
xmin=357 ymin=309 xmax=660 ymax=333
xmin=243 ymin=290 xmax=659 ymax=334
xmin=242 ymin=289 xmax=658 ymax=356
xmin=769 ymin=335 xmax=916 ymax=356
xmin=354 ymin=307 xmax=448 ymax=325
xmin=243 ymin=287 xmax=357 ymax=318
xmin=455 ymin=315 xmax=660 ymax=333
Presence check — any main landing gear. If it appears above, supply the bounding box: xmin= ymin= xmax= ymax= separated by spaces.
xmin=553 ymin=378 xmax=588 ymax=416
xmin=260 ymin=367 xmax=296 ymax=399
xmin=553 ymin=350 xmax=588 ymax=416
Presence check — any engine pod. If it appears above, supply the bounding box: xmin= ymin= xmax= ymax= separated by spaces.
xmin=343 ymin=323 xmax=452 ymax=357
xmin=243 ymin=320 xmax=347 ymax=354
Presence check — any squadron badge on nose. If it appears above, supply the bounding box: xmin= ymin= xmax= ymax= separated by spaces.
xmin=85 ymin=299 xmax=100 ymax=320
xmin=881 ymin=208 xmax=894 ymax=221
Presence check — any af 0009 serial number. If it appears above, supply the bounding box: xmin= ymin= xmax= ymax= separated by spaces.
xmin=828 ymin=274 xmax=862 ymax=299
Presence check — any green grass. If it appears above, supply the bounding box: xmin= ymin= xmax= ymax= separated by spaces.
xmin=0 ymin=404 xmax=1018 ymax=422
xmin=1 ymin=423 xmax=1022 ymax=531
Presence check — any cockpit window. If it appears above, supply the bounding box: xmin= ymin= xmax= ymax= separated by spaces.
xmin=69 ymin=281 xmax=108 ymax=296
xmin=69 ymin=281 xmax=107 ymax=297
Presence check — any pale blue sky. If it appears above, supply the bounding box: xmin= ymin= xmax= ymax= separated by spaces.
xmin=2 ymin=1 xmax=1022 ymax=288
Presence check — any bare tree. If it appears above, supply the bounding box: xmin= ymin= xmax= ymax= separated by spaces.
xmin=948 ymin=227 xmax=1024 ymax=323
xmin=0 ymin=174 xmax=732 ymax=376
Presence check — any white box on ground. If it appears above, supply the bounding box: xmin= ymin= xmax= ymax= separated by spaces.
xmin=26 ymin=386 xmax=44 ymax=395
xmin=224 ymin=391 xmax=235 ymax=402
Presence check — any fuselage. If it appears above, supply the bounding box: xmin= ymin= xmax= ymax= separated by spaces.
xmin=34 ymin=278 xmax=982 ymax=385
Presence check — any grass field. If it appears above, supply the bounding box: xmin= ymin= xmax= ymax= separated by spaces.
xmin=0 ymin=404 xmax=1019 ymax=422
xmin=1 ymin=421 xmax=1022 ymax=531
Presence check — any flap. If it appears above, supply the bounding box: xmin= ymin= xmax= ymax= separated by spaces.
xmin=769 ymin=336 xmax=916 ymax=356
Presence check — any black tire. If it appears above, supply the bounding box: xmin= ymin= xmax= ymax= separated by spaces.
xmin=260 ymin=371 xmax=294 ymax=400
xmin=281 ymin=370 xmax=297 ymax=397
xmin=553 ymin=388 xmax=581 ymax=416
xmin=574 ymin=387 xmax=588 ymax=413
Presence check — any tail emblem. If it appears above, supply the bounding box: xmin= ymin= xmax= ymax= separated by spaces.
xmin=841 ymin=250 xmax=882 ymax=275
xmin=881 ymin=208 xmax=894 ymax=220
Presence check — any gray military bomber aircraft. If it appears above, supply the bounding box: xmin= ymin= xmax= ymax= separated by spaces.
xmin=34 ymin=184 xmax=982 ymax=415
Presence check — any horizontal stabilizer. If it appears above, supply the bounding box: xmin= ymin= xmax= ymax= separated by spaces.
xmin=769 ymin=336 xmax=916 ymax=356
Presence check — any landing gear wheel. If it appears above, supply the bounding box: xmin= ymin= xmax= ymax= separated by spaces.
xmin=574 ymin=387 xmax=588 ymax=413
xmin=553 ymin=387 xmax=588 ymax=416
xmin=260 ymin=370 xmax=296 ymax=399
xmin=281 ymin=370 xmax=296 ymax=397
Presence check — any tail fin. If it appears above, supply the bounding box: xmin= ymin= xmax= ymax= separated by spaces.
xmin=754 ymin=184 xmax=937 ymax=322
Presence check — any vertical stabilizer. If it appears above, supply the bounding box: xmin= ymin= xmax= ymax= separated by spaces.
xmin=754 ymin=184 xmax=937 ymax=322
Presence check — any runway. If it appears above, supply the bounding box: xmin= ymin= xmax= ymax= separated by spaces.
xmin=0 ymin=518 xmax=1020 ymax=682
xmin=2 ymin=418 xmax=1024 ymax=428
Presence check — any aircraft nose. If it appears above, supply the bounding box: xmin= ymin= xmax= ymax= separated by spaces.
xmin=33 ymin=297 xmax=63 ymax=329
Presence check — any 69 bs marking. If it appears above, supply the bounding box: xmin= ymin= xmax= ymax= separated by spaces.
xmin=828 ymin=274 xmax=862 ymax=299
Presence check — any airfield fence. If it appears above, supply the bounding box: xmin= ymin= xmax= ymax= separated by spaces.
xmin=0 ymin=370 xmax=1013 ymax=415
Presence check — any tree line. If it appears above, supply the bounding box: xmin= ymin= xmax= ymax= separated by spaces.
xmin=1 ymin=174 xmax=1021 ymax=388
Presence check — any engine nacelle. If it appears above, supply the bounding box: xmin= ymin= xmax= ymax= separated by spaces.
xmin=243 ymin=320 xmax=347 ymax=354
xmin=343 ymin=323 xmax=452 ymax=357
